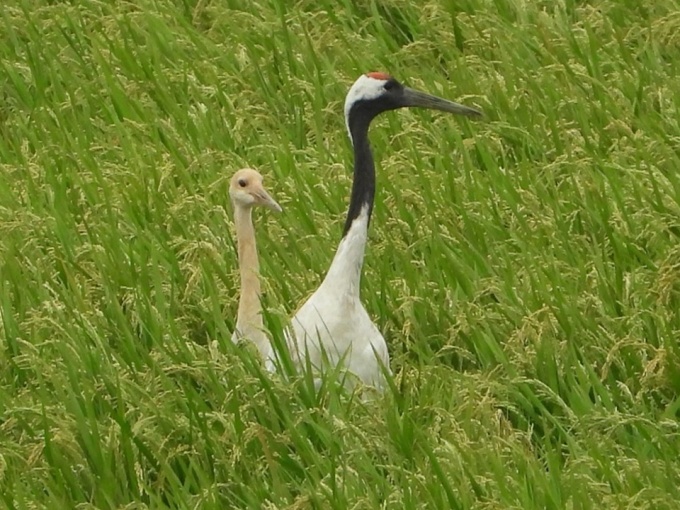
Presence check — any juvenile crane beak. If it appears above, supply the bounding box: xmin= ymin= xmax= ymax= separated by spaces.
xmin=253 ymin=188 xmax=282 ymax=213
xmin=400 ymin=87 xmax=482 ymax=118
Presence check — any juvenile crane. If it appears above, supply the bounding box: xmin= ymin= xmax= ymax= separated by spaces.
xmin=229 ymin=168 xmax=281 ymax=359
xmin=272 ymin=72 xmax=481 ymax=389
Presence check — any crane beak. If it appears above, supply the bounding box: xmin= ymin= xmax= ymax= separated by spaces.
xmin=400 ymin=87 xmax=482 ymax=118
xmin=253 ymin=188 xmax=282 ymax=212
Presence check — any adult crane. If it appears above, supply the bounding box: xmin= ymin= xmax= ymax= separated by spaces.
xmin=271 ymin=72 xmax=481 ymax=390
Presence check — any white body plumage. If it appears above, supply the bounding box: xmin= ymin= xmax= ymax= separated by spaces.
xmin=275 ymin=205 xmax=390 ymax=389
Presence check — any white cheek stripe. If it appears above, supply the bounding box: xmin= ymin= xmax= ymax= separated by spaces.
xmin=344 ymin=75 xmax=388 ymax=137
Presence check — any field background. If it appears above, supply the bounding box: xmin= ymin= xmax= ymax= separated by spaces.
xmin=2 ymin=0 xmax=680 ymax=508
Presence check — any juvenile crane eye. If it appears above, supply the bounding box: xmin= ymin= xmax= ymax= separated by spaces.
xmin=238 ymin=179 xmax=247 ymax=187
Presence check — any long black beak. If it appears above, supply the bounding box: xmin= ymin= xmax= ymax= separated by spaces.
xmin=401 ymin=87 xmax=482 ymax=118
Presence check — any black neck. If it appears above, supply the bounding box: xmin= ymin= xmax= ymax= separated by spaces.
xmin=342 ymin=112 xmax=375 ymax=237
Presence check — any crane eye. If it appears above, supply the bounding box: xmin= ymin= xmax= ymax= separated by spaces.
xmin=238 ymin=179 xmax=247 ymax=187
xmin=384 ymin=80 xmax=397 ymax=90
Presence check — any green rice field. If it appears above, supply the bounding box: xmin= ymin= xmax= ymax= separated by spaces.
xmin=1 ymin=0 xmax=679 ymax=508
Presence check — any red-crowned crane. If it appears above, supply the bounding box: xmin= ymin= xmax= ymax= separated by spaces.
xmin=229 ymin=168 xmax=282 ymax=359
xmin=267 ymin=72 xmax=481 ymax=391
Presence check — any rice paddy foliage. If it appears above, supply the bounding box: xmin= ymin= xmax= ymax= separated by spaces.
xmin=1 ymin=0 xmax=680 ymax=508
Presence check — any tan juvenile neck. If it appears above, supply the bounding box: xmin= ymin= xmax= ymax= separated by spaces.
xmin=233 ymin=204 xmax=268 ymax=355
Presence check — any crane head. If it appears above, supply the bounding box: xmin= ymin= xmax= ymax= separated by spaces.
xmin=229 ymin=168 xmax=282 ymax=212
xmin=344 ymin=72 xmax=482 ymax=137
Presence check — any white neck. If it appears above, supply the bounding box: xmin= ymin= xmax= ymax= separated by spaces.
xmin=318 ymin=205 xmax=369 ymax=299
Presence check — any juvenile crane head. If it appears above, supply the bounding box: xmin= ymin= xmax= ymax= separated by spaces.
xmin=229 ymin=168 xmax=282 ymax=212
xmin=344 ymin=71 xmax=482 ymax=136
